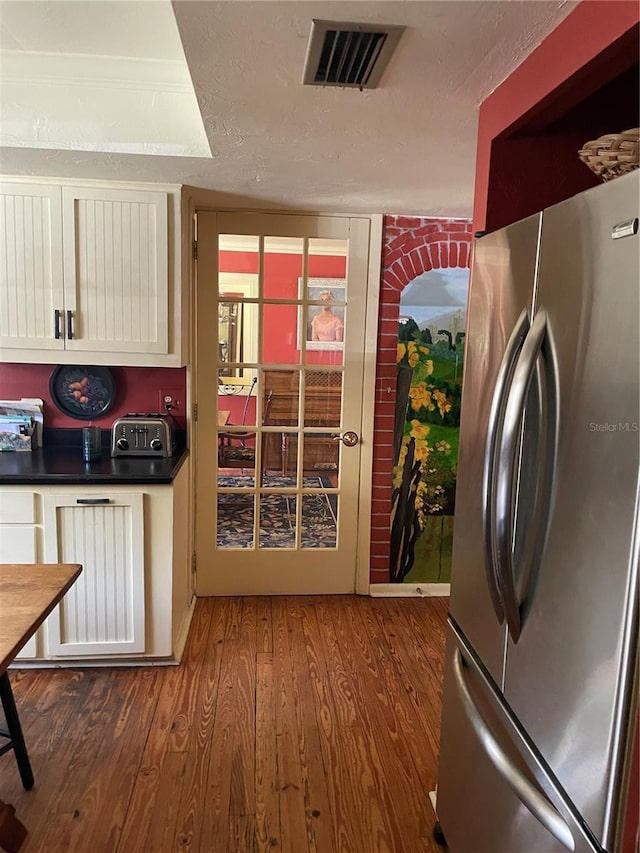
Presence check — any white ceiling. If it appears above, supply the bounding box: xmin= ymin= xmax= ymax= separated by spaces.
xmin=0 ymin=1 xmax=211 ymax=158
xmin=0 ymin=0 xmax=578 ymax=216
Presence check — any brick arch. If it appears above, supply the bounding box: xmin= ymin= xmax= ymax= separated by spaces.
xmin=369 ymin=215 xmax=473 ymax=584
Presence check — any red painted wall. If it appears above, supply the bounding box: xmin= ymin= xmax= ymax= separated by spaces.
xmin=474 ymin=0 xmax=640 ymax=231
xmin=370 ymin=217 xmax=472 ymax=582
xmin=622 ymin=715 xmax=639 ymax=853
xmin=0 ymin=363 xmax=186 ymax=428
xmin=218 ymin=394 xmax=256 ymax=425
xmin=219 ymin=251 xmax=347 ymax=366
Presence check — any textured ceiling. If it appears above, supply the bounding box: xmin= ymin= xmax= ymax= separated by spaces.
xmin=0 ymin=0 xmax=578 ymax=216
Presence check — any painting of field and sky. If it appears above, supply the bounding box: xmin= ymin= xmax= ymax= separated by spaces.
xmin=390 ymin=267 xmax=469 ymax=585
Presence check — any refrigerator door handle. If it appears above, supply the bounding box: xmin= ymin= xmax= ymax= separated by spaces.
xmin=453 ymin=649 xmax=576 ymax=851
xmin=495 ymin=309 xmax=548 ymax=642
xmin=482 ymin=308 xmax=530 ymax=623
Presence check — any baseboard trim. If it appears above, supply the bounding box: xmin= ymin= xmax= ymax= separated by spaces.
xmin=10 ymin=657 xmax=180 ymax=669
xmin=369 ymin=583 xmax=450 ymax=597
xmin=429 ymin=788 xmax=438 ymax=816
xmin=173 ymin=599 xmax=196 ymax=662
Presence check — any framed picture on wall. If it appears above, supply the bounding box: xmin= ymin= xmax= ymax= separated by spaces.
xmin=297 ymin=278 xmax=346 ymax=351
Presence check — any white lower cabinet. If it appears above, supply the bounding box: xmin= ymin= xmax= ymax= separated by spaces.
xmin=43 ymin=493 xmax=145 ymax=656
xmin=0 ymin=462 xmax=192 ymax=664
xmin=0 ymin=492 xmax=38 ymax=658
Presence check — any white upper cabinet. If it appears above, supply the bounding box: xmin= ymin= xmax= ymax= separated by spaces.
xmin=0 ymin=180 xmax=185 ymax=366
xmin=0 ymin=183 xmax=65 ymax=350
xmin=62 ymin=186 xmax=168 ymax=353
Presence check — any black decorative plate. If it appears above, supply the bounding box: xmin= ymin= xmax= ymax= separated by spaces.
xmin=49 ymin=366 xmax=116 ymax=420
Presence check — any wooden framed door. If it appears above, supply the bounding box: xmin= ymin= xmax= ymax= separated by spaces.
xmin=195 ymin=211 xmax=371 ymax=594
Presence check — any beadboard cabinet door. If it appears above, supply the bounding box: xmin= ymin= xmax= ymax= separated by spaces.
xmin=62 ymin=186 xmax=169 ymax=354
xmin=0 ymin=491 xmax=38 ymax=658
xmin=0 ymin=182 xmax=65 ymax=350
xmin=43 ymin=492 xmax=145 ymax=657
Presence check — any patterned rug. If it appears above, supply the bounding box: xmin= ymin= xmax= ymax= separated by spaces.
xmin=217 ymin=475 xmax=337 ymax=549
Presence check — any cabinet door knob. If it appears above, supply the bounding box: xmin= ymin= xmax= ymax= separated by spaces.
xmin=54 ymin=309 xmax=62 ymax=339
xmin=66 ymin=310 xmax=75 ymax=340
xmin=76 ymin=498 xmax=110 ymax=505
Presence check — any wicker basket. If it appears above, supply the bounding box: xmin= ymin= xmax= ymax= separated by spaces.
xmin=578 ymin=128 xmax=640 ymax=182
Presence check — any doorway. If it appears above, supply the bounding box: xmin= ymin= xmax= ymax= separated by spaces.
xmin=194 ymin=211 xmax=373 ymax=594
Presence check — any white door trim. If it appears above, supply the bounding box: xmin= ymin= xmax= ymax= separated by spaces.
xmin=370 ymin=583 xmax=451 ymax=597
xmin=356 ymin=213 xmax=382 ymax=595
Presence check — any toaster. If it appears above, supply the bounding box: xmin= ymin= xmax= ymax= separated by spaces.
xmin=111 ymin=414 xmax=175 ymax=458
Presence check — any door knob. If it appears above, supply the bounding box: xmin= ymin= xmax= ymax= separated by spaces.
xmin=331 ymin=431 xmax=359 ymax=447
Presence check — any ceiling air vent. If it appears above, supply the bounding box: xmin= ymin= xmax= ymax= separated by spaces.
xmin=302 ymin=20 xmax=405 ymax=90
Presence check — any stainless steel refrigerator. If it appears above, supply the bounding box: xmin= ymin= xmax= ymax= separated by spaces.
xmin=435 ymin=171 xmax=639 ymax=853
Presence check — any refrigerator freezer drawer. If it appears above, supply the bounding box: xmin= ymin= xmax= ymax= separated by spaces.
xmin=437 ymin=622 xmax=600 ymax=853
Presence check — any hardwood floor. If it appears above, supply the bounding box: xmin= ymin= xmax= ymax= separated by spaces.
xmin=0 ymin=595 xmax=449 ymax=853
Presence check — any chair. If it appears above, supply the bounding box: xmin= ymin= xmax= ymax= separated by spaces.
xmin=0 ymin=798 xmax=27 ymax=853
xmin=218 ymin=379 xmax=272 ymax=470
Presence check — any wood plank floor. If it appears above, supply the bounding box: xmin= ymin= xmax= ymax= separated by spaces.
xmin=0 ymin=595 xmax=449 ymax=853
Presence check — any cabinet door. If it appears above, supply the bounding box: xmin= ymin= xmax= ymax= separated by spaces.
xmin=0 ymin=183 xmax=65 ymax=350
xmin=43 ymin=493 xmax=145 ymax=656
xmin=0 ymin=491 xmax=39 ymax=658
xmin=0 ymin=529 xmax=39 ymax=659
xmin=62 ymin=187 xmax=168 ymax=353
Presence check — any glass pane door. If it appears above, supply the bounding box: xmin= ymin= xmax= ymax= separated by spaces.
xmin=196 ymin=212 xmax=370 ymax=594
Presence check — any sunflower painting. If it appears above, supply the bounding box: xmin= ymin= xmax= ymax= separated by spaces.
xmin=390 ymin=268 xmax=469 ymax=584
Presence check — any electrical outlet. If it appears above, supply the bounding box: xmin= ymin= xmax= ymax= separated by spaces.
xmin=159 ymin=389 xmax=182 ymax=412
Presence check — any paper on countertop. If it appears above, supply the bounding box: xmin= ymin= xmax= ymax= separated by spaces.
xmin=0 ymin=398 xmax=44 ymax=448
xmin=0 ymin=430 xmax=33 ymax=451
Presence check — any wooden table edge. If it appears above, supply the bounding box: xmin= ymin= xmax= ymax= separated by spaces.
xmin=0 ymin=563 xmax=82 ymax=675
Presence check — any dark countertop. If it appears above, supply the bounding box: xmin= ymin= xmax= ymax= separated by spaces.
xmin=0 ymin=429 xmax=188 ymax=485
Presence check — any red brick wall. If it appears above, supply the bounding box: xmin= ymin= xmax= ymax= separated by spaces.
xmin=369 ymin=216 xmax=472 ymax=583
